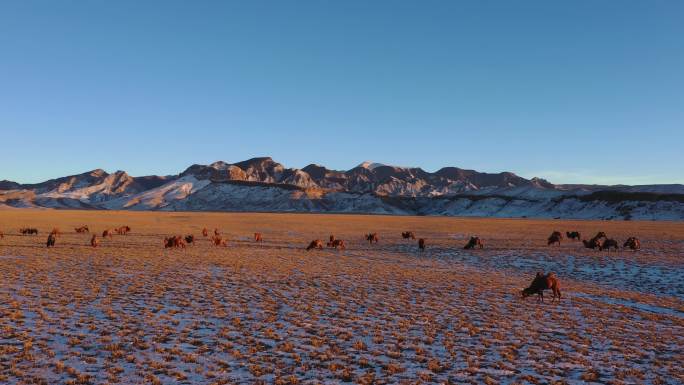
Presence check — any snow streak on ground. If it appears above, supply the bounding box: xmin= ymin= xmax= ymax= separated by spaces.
xmin=0 ymin=212 xmax=682 ymax=384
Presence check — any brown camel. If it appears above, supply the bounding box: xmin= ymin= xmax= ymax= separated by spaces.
xmin=548 ymin=232 xmax=562 ymax=246
xmin=115 ymin=225 xmax=131 ymax=235
xmin=102 ymin=229 xmax=113 ymax=239
xmin=164 ymin=235 xmax=187 ymax=249
xmin=306 ymin=240 xmax=324 ymax=251
xmin=464 ymin=236 xmax=484 ymax=249
xmin=365 ymin=233 xmax=379 ymax=244
xmin=327 ymin=239 xmax=346 ymax=250
xmin=46 ymin=233 xmax=56 ymax=248
xmin=401 ymin=231 xmax=416 ymax=240
xmin=210 ymin=235 xmax=228 ymax=247
xmin=418 ymin=238 xmax=426 ymax=251
xmin=20 ymin=228 xmax=39 ymax=235
xmin=522 ymin=272 xmax=561 ymax=302
xmin=75 ymin=225 xmax=90 ymax=233
xmin=90 ymin=235 xmax=99 ymax=248
xmin=202 ymin=227 xmax=209 ymax=237
xmin=623 ymin=237 xmax=641 ymax=250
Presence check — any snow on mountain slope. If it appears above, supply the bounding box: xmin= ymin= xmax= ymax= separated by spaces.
xmin=2 ymin=157 xmax=683 ymax=220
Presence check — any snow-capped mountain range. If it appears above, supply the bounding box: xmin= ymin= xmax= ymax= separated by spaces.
xmin=2 ymin=157 xmax=683 ymax=220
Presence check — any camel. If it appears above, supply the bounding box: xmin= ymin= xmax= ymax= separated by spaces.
xmin=202 ymin=228 xmax=209 ymax=237
xmin=566 ymin=231 xmax=581 ymax=241
xmin=164 ymin=235 xmax=186 ymax=249
xmin=185 ymin=235 xmax=195 ymax=245
xmin=548 ymin=232 xmax=562 ymax=246
xmin=365 ymin=233 xmax=379 ymax=244
xmin=402 ymin=231 xmax=416 ymax=240
xmin=623 ymin=237 xmax=641 ymax=251
xmin=254 ymin=233 xmax=263 ymax=242
xmin=583 ymin=232 xmax=607 ymax=250
xmin=210 ymin=235 xmax=228 ymax=247
xmin=522 ymin=272 xmax=561 ymax=302
xmin=102 ymin=229 xmax=113 ymax=239
xmin=600 ymin=239 xmax=619 ymax=251
xmin=214 ymin=228 xmax=220 ymax=236
xmin=464 ymin=236 xmax=484 ymax=249
xmin=46 ymin=233 xmax=56 ymax=248
xmin=306 ymin=240 xmax=324 ymax=251
xmin=115 ymin=226 xmax=131 ymax=235
xmin=75 ymin=225 xmax=89 ymax=233
xmin=418 ymin=238 xmax=426 ymax=251
xmin=328 ymin=239 xmax=346 ymax=249
xmin=20 ymin=228 xmax=39 ymax=235
xmin=90 ymin=235 xmax=99 ymax=248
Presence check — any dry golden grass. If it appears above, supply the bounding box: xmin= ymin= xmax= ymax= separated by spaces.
xmin=0 ymin=210 xmax=682 ymax=384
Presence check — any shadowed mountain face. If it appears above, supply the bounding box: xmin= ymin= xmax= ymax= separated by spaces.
xmin=1 ymin=157 xmax=683 ymax=220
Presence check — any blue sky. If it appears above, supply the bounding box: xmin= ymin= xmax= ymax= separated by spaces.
xmin=1 ymin=1 xmax=682 ymax=185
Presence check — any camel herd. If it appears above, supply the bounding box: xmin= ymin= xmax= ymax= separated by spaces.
xmin=548 ymin=230 xmax=641 ymax=251
xmin=3 ymin=224 xmax=646 ymax=303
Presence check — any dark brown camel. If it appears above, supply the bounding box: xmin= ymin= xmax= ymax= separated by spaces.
xmin=418 ymin=238 xmax=426 ymax=251
xmin=623 ymin=237 xmax=641 ymax=250
xmin=522 ymin=272 xmax=561 ymax=302
xmin=75 ymin=225 xmax=89 ymax=233
xmin=600 ymin=239 xmax=619 ymax=251
xmin=566 ymin=231 xmax=581 ymax=241
xmin=185 ymin=235 xmax=195 ymax=245
xmin=46 ymin=233 xmax=56 ymax=248
xmin=548 ymin=232 xmax=562 ymax=246
xmin=365 ymin=233 xmax=379 ymax=244
xmin=402 ymin=231 xmax=416 ymax=240
xmin=464 ymin=236 xmax=484 ymax=249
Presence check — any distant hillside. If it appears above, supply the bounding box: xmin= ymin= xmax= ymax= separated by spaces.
xmin=2 ymin=157 xmax=683 ymax=220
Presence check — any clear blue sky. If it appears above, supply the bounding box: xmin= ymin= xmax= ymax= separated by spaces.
xmin=1 ymin=1 xmax=682 ymax=185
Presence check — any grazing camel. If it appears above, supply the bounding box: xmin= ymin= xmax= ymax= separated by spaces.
xmin=46 ymin=233 xmax=56 ymax=248
xmin=464 ymin=236 xmax=484 ymax=249
xmin=210 ymin=235 xmax=228 ymax=247
xmin=401 ymin=231 xmax=416 ymax=240
xmin=365 ymin=233 xmax=379 ymax=244
xmin=522 ymin=272 xmax=561 ymax=302
xmin=306 ymin=240 xmax=324 ymax=251
xmin=548 ymin=232 xmax=562 ymax=246
xmin=254 ymin=233 xmax=263 ymax=242
xmin=115 ymin=226 xmax=131 ymax=235
xmin=185 ymin=235 xmax=195 ymax=245
xmin=623 ymin=237 xmax=641 ymax=251
xmin=202 ymin=228 xmax=209 ymax=237
xmin=600 ymin=238 xmax=619 ymax=251
xmin=583 ymin=232 xmax=607 ymax=250
xmin=328 ymin=239 xmax=346 ymax=249
xmin=20 ymin=228 xmax=39 ymax=235
xmin=102 ymin=229 xmax=113 ymax=239
xmin=90 ymin=235 xmax=99 ymax=248
xmin=566 ymin=231 xmax=581 ymax=241
xmin=75 ymin=225 xmax=89 ymax=233
xmin=164 ymin=235 xmax=186 ymax=249
xmin=418 ymin=238 xmax=426 ymax=251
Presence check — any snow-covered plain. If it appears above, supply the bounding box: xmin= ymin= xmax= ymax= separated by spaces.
xmin=0 ymin=212 xmax=682 ymax=384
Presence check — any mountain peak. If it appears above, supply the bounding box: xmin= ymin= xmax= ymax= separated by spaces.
xmin=356 ymin=161 xmax=387 ymax=170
